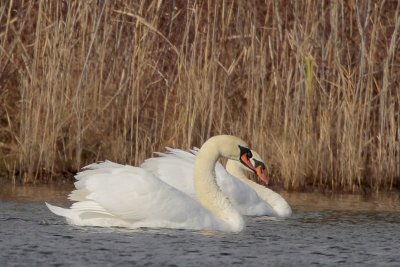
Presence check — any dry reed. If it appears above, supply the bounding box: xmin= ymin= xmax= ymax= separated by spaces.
xmin=0 ymin=0 xmax=399 ymax=192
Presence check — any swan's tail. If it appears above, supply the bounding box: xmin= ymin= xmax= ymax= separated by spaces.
xmin=45 ymin=201 xmax=132 ymax=228
xmin=45 ymin=202 xmax=73 ymax=218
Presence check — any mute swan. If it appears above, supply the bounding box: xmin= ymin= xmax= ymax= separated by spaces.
xmin=225 ymin=153 xmax=292 ymax=217
xmin=141 ymin=149 xmax=292 ymax=217
xmin=46 ymin=135 xmax=256 ymax=232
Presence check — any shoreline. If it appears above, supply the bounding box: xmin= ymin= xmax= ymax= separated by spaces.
xmin=1 ymin=176 xmax=399 ymax=201
xmin=1 ymin=181 xmax=399 ymax=213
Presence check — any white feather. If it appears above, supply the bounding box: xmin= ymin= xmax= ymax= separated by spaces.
xmin=142 ymin=148 xmax=291 ymax=217
xmin=46 ymin=135 xmax=255 ymax=232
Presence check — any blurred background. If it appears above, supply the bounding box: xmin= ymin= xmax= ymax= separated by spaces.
xmin=0 ymin=0 xmax=399 ymax=192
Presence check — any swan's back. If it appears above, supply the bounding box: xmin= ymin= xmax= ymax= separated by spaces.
xmin=141 ymin=148 xmax=197 ymax=199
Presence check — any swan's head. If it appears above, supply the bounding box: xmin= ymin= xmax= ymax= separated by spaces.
xmin=238 ymin=145 xmax=255 ymax=171
xmin=212 ymin=135 xmax=255 ymax=171
xmin=249 ymin=151 xmax=269 ymax=185
xmin=253 ymin=160 xmax=269 ymax=186
xmin=229 ymin=150 xmax=269 ymax=185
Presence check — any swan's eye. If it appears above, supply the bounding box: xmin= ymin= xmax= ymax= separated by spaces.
xmin=247 ymin=151 xmax=252 ymax=158
xmin=238 ymin=145 xmax=252 ymax=159
xmin=253 ymin=159 xmax=266 ymax=170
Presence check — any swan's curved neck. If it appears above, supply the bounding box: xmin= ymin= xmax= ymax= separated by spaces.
xmin=226 ymin=160 xmax=292 ymax=218
xmin=226 ymin=160 xmax=249 ymax=180
xmin=194 ymin=137 xmax=243 ymax=232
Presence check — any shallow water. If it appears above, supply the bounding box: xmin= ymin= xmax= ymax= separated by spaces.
xmin=1 ymin=183 xmax=399 ymax=266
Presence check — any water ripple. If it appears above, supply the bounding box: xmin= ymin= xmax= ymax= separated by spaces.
xmin=1 ymin=194 xmax=400 ymax=266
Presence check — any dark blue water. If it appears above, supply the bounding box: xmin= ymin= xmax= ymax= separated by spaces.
xmin=1 ymin=186 xmax=400 ymax=266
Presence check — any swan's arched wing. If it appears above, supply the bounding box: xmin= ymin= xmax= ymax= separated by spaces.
xmin=141 ymin=148 xmax=197 ymax=198
xmin=69 ymin=163 xmax=220 ymax=228
xmin=69 ymin=160 xmax=125 ymax=201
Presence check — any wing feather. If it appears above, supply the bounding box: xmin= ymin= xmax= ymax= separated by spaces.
xmin=67 ymin=162 xmax=221 ymax=228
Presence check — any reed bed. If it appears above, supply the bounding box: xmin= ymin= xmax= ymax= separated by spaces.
xmin=0 ymin=0 xmax=399 ymax=192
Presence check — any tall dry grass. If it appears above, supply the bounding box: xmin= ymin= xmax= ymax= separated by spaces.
xmin=0 ymin=0 xmax=399 ymax=192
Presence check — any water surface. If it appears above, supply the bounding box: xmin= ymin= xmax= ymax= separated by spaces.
xmin=1 ymin=183 xmax=399 ymax=266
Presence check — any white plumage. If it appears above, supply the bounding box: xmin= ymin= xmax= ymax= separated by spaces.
xmin=46 ymin=135 xmax=260 ymax=232
xmin=141 ymin=148 xmax=292 ymax=217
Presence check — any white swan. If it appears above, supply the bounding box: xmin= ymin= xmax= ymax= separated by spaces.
xmin=141 ymin=148 xmax=292 ymax=217
xmin=46 ymin=135 xmax=257 ymax=232
xmin=225 ymin=154 xmax=292 ymax=217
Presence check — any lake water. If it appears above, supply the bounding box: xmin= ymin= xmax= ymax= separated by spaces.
xmin=1 ymin=183 xmax=399 ymax=266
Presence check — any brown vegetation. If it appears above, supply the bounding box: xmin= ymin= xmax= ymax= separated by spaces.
xmin=0 ymin=0 xmax=399 ymax=192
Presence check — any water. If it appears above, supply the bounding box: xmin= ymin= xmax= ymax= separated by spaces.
xmin=1 ymin=183 xmax=400 ymax=266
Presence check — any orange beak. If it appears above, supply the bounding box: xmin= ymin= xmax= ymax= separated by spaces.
xmin=255 ymin=166 xmax=269 ymax=186
xmin=240 ymin=153 xmax=255 ymax=171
